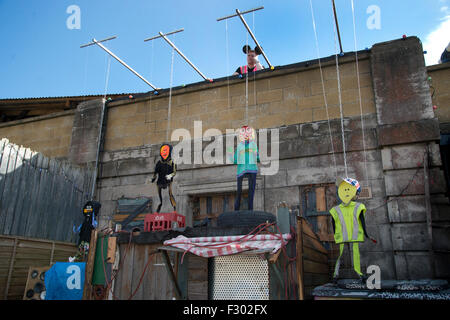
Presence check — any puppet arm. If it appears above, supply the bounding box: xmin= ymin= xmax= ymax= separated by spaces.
xmin=151 ymin=162 xmax=159 ymax=183
xmin=166 ymin=162 xmax=177 ymax=181
xmin=359 ymin=214 xmax=370 ymax=239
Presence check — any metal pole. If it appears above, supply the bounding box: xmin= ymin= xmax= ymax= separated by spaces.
xmin=90 ymin=98 xmax=106 ymax=201
xmin=332 ymin=0 xmax=344 ymax=54
xmin=144 ymin=28 xmax=184 ymax=42
xmin=217 ymin=6 xmax=264 ymax=21
xmin=157 ymin=32 xmax=210 ymax=81
xmin=85 ymin=38 xmax=159 ymax=90
xmin=235 ymin=9 xmax=273 ymax=69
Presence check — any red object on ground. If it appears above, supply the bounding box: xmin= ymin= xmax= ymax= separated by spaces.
xmin=144 ymin=212 xmax=185 ymax=232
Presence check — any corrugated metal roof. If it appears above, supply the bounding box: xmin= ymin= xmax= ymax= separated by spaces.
xmin=0 ymin=93 xmax=145 ymax=102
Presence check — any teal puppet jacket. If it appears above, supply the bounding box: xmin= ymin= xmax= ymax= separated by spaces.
xmin=233 ymin=140 xmax=260 ymax=177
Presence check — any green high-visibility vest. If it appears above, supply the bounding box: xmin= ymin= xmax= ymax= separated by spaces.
xmin=329 ymin=201 xmax=366 ymax=244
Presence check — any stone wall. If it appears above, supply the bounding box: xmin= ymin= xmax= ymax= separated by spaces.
xmin=0 ymin=111 xmax=74 ymax=159
xmin=103 ymin=53 xmax=375 ymax=151
xmin=0 ymin=36 xmax=449 ymax=281
xmin=428 ymin=62 xmax=450 ymax=129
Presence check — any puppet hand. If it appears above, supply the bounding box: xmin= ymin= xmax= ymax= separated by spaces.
xmin=151 ymin=177 xmax=156 ymax=183
xmin=166 ymin=174 xmax=174 ymax=180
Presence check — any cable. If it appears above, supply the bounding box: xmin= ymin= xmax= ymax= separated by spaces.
xmin=350 ymin=0 xmax=369 ymax=187
xmin=331 ymin=0 xmax=348 ymax=178
xmin=166 ymin=47 xmax=175 ymax=142
xmin=309 ymin=0 xmax=338 ymax=181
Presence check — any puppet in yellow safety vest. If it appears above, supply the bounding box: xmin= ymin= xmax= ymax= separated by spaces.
xmin=329 ymin=177 xmax=374 ymax=281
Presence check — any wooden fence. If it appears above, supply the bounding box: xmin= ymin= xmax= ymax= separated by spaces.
xmin=0 ymin=138 xmax=95 ymax=243
xmin=0 ymin=235 xmax=78 ymax=300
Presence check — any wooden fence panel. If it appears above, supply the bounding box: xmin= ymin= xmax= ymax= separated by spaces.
xmin=0 ymin=235 xmax=77 ymax=300
xmin=0 ymin=138 xmax=94 ymax=243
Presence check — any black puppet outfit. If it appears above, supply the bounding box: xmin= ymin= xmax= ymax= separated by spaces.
xmin=152 ymin=145 xmax=177 ymax=213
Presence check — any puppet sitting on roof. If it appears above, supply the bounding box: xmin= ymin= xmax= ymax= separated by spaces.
xmin=329 ymin=177 xmax=375 ymax=282
xmin=233 ymin=45 xmax=265 ymax=76
xmin=151 ymin=144 xmax=177 ymax=213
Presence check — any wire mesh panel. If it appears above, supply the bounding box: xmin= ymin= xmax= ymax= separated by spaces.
xmin=211 ymin=255 xmax=269 ymax=300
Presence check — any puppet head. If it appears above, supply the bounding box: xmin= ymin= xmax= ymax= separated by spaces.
xmin=239 ymin=126 xmax=256 ymax=142
xmin=336 ymin=177 xmax=361 ymax=205
xmin=243 ymin=45 xmax=262 ymax=65
xmin=160 ymin=144 xmax=172 ymax=161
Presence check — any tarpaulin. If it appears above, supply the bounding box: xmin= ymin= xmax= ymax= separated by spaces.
xmin=44 ymin=262 xmax=85 ymax=300
xmin=163 ymin=233 xmax=292 ymax=258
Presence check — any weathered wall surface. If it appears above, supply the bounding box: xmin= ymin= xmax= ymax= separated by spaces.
xmin=372 ymin=37 xmax=449 ymax=279
xmin=428 ymin=63 xmax=450 ymax=127
xmin=0 ymin=36 xmax=449 ymax=281
xmin=0 ymin=112 xmax=74 ymax=159
xmin=103 ymin=54 xmax=375 ymax=151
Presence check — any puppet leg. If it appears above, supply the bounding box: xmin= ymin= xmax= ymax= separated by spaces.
xmin=351 ymin=242 xmax=363 ymax=277
xmin=333 ymin=243 xmax=345 ymax=279
xmin=247 ymin=173 xmax=257 ymax=210
xmin=168 ymin=183 xmax=177 ymax=211
xmin=234 ymin=174 xmax=244 ymax=211
xmin=156 ymin=186 xmax=163 ymax=213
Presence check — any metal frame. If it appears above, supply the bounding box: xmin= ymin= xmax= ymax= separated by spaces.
xmin=217 ymin=7 xmax=273 ymax=69
xmin=144 ymin=29 xmax=211 ymax=82
xmin=331 ymin=0 xmax=344 ymax=54
xmin=80 ymin=36 xmax=160 ymax=90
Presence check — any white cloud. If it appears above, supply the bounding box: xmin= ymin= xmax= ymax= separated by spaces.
xmin=423 ymin=15 xmax=450 ymax=66
xmin=441 ymin=6 xmax=449 ymax=12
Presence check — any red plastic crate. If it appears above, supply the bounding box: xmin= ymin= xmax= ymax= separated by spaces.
xmin=144 ymin=212 xmax=185 ymax=232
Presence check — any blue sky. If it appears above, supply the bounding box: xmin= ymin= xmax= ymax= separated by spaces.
xmin=0 ymin=0 xmax=449 ymax=99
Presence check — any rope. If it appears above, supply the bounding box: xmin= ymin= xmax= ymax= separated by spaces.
xmin=351 ymin=0 xmax=369 ymax=186
xmin=166 ymin=47 xmax=175 ymax=142
xmin=309 ymin=0 xmax=338 ymax=181
xmin=331 ymin=1 xmax=349 ymax=178
xmin=245 ymin=27 xmax=249 ymax=123
xmin=225 ymin=19 xmax=231 ymax=108
xmin=82 ymin=48 xmax=89 ymax=102
xmin=253 ymin=11 xmax=257 ymax=110
xmin=145 ymin=41 xmax=155 ymax=144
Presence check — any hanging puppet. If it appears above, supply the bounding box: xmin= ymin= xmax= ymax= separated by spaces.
xmin=151 ymin=144 xmax=177 ymax=213
xmin=329 ymin=177 xmax=376 ymax=282
xmin=70 ymin=200 xmax=101 ymax=262
xmin=228 ymin=126 xmax=260 ymax=211
xmin=233 ymin=45 xmax=264 ymax=76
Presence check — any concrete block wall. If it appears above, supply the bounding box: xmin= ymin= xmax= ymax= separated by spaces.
xmin=0 ymin=36 xmax=448 ymax=281
xmin=428 ymin=63 xmax=450 ymax=126
xmin=68 ymin=99 xmax=105 ymax=165
xmin=103 ymin=54 xmax=375 ymax=151
xmin=371 ymin=37 xmax=450 ymax=279
xmin=0 ymin=111 xmax=74 ymax=159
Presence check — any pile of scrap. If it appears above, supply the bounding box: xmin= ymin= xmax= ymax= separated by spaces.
xmin=313 ymin=279 xmax=450 ymax=300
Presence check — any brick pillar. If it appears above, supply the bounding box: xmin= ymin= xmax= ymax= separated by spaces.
xmin=68 ymin=99 xmax=105 ymax=166
xmin=371 ymin=37 xmax=449 ymax=279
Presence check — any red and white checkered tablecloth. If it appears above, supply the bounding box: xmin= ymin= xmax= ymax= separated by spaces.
xmin=163 ymin=233 xmax=292 ymax=258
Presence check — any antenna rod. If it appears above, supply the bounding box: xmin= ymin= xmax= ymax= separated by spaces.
xmin=81 ymin=37 xmax=159 ymax=90
xmin=144 ymin=29 xmax=211 ymax=81
xmin=235 ymin=9 xmax=273 ymax=69
xmin=216 ymin=6 xmax=264 ymax=21
xmin=332 ymin=0 xmax=344 ymax=54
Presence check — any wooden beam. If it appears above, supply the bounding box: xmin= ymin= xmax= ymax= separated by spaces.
xmin=82 ymin=230 xmax=98 ymax=300
xmin=296 ymin=218 xmax=304 ymax=300
xmin=4 ymin=238 xmax=18 ymax=300
xmin=268 ymin=249 xmax=282 ymax=264
xmin=160 ymin=250 xmax=182 ymax=300
xmin=107 ymin=237 xmax=117 ymax=264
